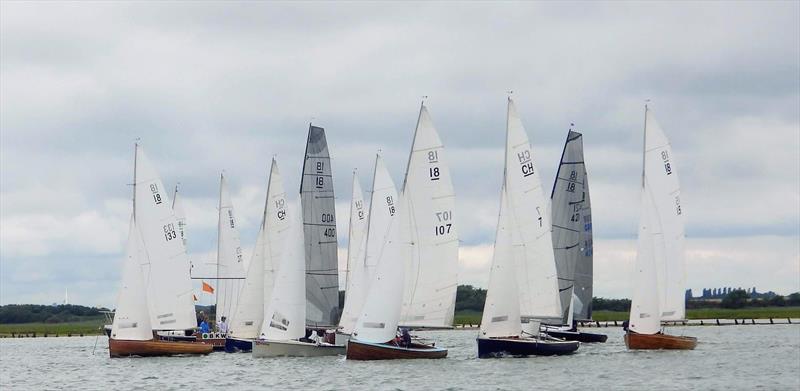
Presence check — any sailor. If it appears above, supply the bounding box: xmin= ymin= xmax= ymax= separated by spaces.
xmin=309 ymin=330 xmax=323 ymax=345
xmin=217 ymin=316 xmax=229 ymax=335
xmin=199 ymin=316 xmax=211 ymax=334
xmin=400 ymin=328 xmax=411 ymax=348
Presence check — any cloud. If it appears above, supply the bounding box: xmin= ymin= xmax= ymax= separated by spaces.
xmin=1 ymin=2 xmax=798 ymax=305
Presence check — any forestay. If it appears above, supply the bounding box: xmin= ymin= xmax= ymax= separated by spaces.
xmin=301 ymin=126 xmax=341 ymax=327
xmin=111 ymin=217 xmax=153 ymax=341
xmin=643 ymin=108 xmax=687 ymax=321
xmin=229 ymin=159 xmax=290 ymax=339
xmin=352 ymin=155 xmax=405 ymax=343
xmin=216 ymin=174 xmax=246 ymax=325
xmin=171 ymin=185 xmax=188 ymax=249
xmin=480 ymin=188 xmax=522 ymax=339
xmin=503 ymin=99 xmax=562 ymax=322
xmin=339 ymin=172 xmax=369 ymax=334
xmin=260 ymin=208 xmax=306 ymax=341
xmin=550 ymin=130 xmax=594 ymax=323
xmin=134 ymin=145 xmax=196 ymax=331
xmin=399 ymin=104 xmax=459 ymax=328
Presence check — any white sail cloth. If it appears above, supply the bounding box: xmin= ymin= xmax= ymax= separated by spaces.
xmin=229 ymin=159 xmax=290 ymax=339
xmin=111 ymin=217 xmax=154 ymax=341
xmin=399 ymin=104 xmax=459 ymax=328
xmin=216 ymin=174 xmax=246 ymax=324
xmin=504 ymin=99 xmax=562 ymax=322
xmin=260 ymin=207 xmax=306 ymax=341
xmin=480 ymin=188 xmax=522 ymax=338
xmin=134 ymin=145 xmax=196 ymax=331
xmin=629 ymin=107 xmax=688 ymax=332
xmin=352 ymin=155 xmax=405 ymax=343
xmin=338 ymin=172 xmax=370 ymax=334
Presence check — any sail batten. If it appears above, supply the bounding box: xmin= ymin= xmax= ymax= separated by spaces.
xmin=301 ymin=125 xmax=340 ymax=327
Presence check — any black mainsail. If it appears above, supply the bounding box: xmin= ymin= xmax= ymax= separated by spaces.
xmin=301 ymin=125 xmax=341 ymax=327
xmin=550 ymin=130 xmax=594 ymax=323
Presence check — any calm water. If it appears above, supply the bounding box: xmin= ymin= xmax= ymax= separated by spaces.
xmin=1 ymin=325 xmax=799 ymax=390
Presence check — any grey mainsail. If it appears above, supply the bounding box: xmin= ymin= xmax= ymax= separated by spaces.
xmin=550 ymin=130 xmax=594 ymax=323
xmin=300 ymin=125 xmax=340 ymax=327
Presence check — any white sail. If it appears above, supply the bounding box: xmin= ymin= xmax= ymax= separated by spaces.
xmin=134 ymin=145 xmax=196 ymax=330
xmin=111 ymin=217 xmax=153 ymax=341
xmin=480 ymin=188 xmax=522 ymax=338
xmin=352 ymin=155 xmax=404 ymax=343
xmin=216 ymin=173 xmax=246 ymax=325
xmin=339 ymin=172 xmax=369 ymax=333
xmin=229 ymin=159 xmax=290 ymax=339
xmin=504 ymin=98 xmax=562 ymax=322
xmin=171 ymin=184 xmax=188 ymax=249
xmin=260 ymin=206 xmax=306 ymax=341
xmin=628 ymin=189 xmax=662 ymax=334
xmin=399 ymin=104 xmax=459 ymax=328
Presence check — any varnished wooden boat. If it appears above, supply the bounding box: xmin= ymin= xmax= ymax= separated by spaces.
xmin=477 ymin=336 xmax=579 ymax=358
xmin=624 ymin=331 xmax=697 ymax=350
xmin=194 ymin=333 xmax=227 ymax=351
xmin=346 ymin=339 xmax=447 ymax=360
xmin=109 ymin=338 xmax=213 ymax=358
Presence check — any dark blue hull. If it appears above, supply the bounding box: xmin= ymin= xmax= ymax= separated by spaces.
xmin=477 ymin=337 xmax=579 ymax=358
xmin=543 ymin=329 xmax=608 ymax=343
xmin=224 ymin=337 xmax=253 ymax=353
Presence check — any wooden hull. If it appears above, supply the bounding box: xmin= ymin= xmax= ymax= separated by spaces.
xmin=252 ymin=339 xmax=345 ymax=357
xmin=624 ymin=332 xmax=697 ymax=350
xmin=109 ymin=338 xmax=212 ymax=358
xmin=224 ymin=337 xmax=253 ymax=353
xmin=543 ymin=329 xmax=608 ymax=343
xmin=346 ymin=339 xmax=447 ymax=360
xmin=194 ymin=333 xmax=227 ymax=351
xmin=477 ymin=337 xmax=579 ymax=358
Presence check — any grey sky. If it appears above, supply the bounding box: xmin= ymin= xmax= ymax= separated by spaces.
xmin=1 ymin=1 xmax=798 ymax=307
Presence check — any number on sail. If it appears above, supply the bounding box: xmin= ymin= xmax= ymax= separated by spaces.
xmin=517 ymin=149 xmax=534 ymax=177
xmin=163 ymin=223 xmax=177 ymax=241
xmin=386 ymin=195 xmax=395 ymax=216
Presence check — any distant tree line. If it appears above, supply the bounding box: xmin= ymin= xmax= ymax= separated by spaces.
xmin=0 ymin=304 xmax=109 ymax=324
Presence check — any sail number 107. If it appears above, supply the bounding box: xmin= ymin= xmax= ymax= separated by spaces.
xmin=434 ymin=210 xmax=453 ymax=236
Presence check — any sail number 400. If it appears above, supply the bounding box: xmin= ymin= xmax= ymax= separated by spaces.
xmin=434 ymin=210 xmax=453 ymax=236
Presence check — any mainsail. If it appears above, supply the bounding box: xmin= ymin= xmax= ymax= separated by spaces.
xmin=300 ymin=125 xmax=340 ymax=327
xmin=635 ymin=107 xmax=687 ymax=323
xmin=260 ymin=207 xmax=306 ymax=341
xmin=339 ymin=156 xmax=398 ymax=335
xmin=134 ymin=145 xmax=196 ymax=330
xmin=479 ymin=188 xmax=522 ymax=338
xmin=353 ymin=155 xmax=404 ymax=343
xmin=111 ymin=217 xmax=154 ymax=341
xmin=399 ymin=104 xmax=459 ymax=328
xmin=550 ymin=130 xmax=594 ymax=323
xmin=215 ymin=173 xmax=246 ymax=325
xmin=504 ymin=98 xmax=562 ymax=323
xmin=229 ymin=159 xmax=290 ymax=339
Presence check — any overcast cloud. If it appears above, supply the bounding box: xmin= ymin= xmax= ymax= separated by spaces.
xmin=1 ymin=1 xmax=798 ymax=307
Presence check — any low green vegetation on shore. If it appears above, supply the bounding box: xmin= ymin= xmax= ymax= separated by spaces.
xmin=0 ymin=317 xmax=106 ymax=336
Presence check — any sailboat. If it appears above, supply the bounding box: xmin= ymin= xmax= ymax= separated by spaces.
xmin=109 ymin=144 xmax=212 ymax=357
xmin=625 ymin=105 xmax=697 ymax=350
xmin=476 ymin=98 xmax=579 ymax=358
xmin=253 ymin=207 xmax=346 ymax=357
xmin=226 ymin=159 xmax=290 ymax=352
xmin=544 ymin=129 xmax=607 ymax=343
xmin=335 ymin=171 xmax=370 ymax=344
xmin=301 ymin=125 xmax=341 ymax=330
xmin=399 ymin=103 xmax=459 ymax=330
xmin=195 ymin=173 xmax=247 ymax=350
xmin=345 ymin=133 xmax=447 ymax=360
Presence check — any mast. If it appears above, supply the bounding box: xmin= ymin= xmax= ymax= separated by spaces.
xmin=132 ymin=142 xmax=138 ymax=221
xmin=345 ymin=169 xmax=357 ymax=290
xmin=216 ymin=172 xmax=223 ymax=312
xmin=401 ymin=99 xmax=426 ymax=191
xmin=642 ymin=103 xmax=648 ymax=188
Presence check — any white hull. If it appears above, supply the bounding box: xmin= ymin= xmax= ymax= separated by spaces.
xmin=252 ymin=339 xmax=345 ymax=357
xmin=335 ymin=332 xmax=351 ymax=346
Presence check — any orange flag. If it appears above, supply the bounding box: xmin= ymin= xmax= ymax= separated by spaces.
xmin=202 ymin=281 xmax=215 ymax=294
